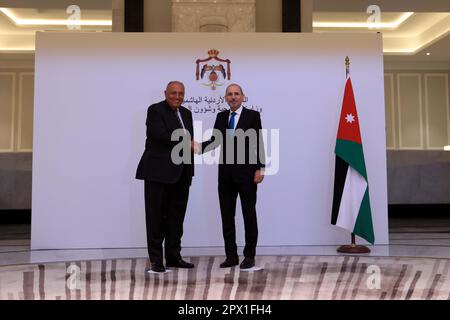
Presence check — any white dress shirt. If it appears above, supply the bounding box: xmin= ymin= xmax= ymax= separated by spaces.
xmin=228 ymin=105 xmax=243 ymax=130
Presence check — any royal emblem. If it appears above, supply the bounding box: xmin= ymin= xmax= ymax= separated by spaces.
xmin=196 ymin=49 xmax=231 ymax=90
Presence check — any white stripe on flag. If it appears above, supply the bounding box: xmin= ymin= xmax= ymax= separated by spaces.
xmin=336 ymin=166 xmax=367 ymax=232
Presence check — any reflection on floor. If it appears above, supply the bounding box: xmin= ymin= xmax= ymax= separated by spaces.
xmin=1 ymin=255 xmax=449 ymax=300
xmin=0 ymin=218 xmax=449 ymax=300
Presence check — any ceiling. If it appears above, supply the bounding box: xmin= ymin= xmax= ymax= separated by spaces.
xmin=313 ymin=11 xmax=450 ymax=61
xmin=313 ymin=0 xmax=450 ymax=63
xmin=0 ymin=0 xmax=449 ymax=62
xmin=313 ymin=0 xmax=450 ymax=13
xmin=0 ymin=0 xmax=111 ymax=10
xmin=0 ymin=5 xmax=111 ymax=51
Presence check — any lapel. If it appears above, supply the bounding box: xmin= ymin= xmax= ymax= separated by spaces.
xmin=162 ymin=101 xmax=180 ymax=129
xmin=179 ymin=107 xmax=194 ymax=136
xmin=235 ymin=106 xmax=246 ymax=130
xmin=179 ymin=107 xmax=187 ymax=128
xmin=224 ymin=107 xmax=246 ymax=130
xmin=223 ymin=109 xmax=230 ymax=130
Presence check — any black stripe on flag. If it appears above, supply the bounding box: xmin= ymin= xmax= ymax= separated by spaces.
xmin=331 ymin=156 xmax=349 ymax=225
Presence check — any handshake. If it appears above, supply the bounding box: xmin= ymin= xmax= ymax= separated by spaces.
xmin=189 ymin=139 xmax=264 ymax=184
xmin=191 ymin=141 xmax=201 ymax=154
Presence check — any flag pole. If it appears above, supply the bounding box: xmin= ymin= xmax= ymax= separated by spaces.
xmin=336 ymin=56 xmax=371 ymax=254
xmin=345 ymin=55 xmax=350 ymax=77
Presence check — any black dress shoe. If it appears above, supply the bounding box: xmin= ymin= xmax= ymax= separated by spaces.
xmin=239 ymin=257 xmax=255 ymax=269
xmin=166 ymin=259 xmax=194 ymax=269
xmin=220 ymin=257 xmax=239 ymax=268
xmin=150 ymin=263 xmax=166 ymax=273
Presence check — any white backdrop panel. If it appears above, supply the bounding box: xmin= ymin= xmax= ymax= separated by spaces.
xmin=31 ymin=32 xmax=388 ymax=249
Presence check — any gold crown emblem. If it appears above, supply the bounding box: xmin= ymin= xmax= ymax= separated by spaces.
xmin=208 ymin=49 xmax=219 ymax=58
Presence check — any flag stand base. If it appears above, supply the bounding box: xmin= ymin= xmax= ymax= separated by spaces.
xmin=337 ymin=233 xmax=371 ymax=254
xmin=336 ymin=244 xmax=370 ymax=254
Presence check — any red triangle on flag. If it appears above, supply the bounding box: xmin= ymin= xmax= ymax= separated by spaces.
xmin=336 ymin=77 xmax=362 ymax=144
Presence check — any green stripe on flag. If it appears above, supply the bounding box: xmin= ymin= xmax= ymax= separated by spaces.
xmin=353 ymin=188 xmax=375 ymax=244
xmin=335 ymin=139 xmax=368 ymax=180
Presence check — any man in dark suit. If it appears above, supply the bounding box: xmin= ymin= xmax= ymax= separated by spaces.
xmin=136 ymin=81 xmax=195 ymax=273
xmin=195 ymin=83 xmax=265 ymax=269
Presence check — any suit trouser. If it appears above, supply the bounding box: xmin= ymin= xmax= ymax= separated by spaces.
xmin=144 ymin=168 xmax=190 ymax=264
xmin=218 ymin=172 xmax=258 ymax=259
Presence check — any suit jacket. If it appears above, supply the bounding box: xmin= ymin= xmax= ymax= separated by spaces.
xmin=136 ymin=100 xmax=194 ymax=184
xmin=201 ymin=107 xmax=265 ymax=183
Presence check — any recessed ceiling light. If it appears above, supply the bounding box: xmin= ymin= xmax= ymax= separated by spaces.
xmin=426 ymin=52 xmax=431 ymax=56
xmin=0 ymin=8 xmax=112 ymax=26
xmin=313 ymin=12 xmax=414 ymax=29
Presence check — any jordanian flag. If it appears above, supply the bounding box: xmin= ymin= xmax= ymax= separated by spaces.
xmin=331 ymin=77 xmax=375 ymax=244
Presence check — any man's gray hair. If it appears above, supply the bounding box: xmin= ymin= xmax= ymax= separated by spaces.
xmin=166 ymin=81 xmax=185 ymax=89
xmin=225 ymin=83 xmax=244 ymax=95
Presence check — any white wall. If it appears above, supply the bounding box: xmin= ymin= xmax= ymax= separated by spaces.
xmin=31 ymin=32 xmax=389 ymax=250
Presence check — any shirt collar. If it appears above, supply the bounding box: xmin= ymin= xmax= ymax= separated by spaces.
xmin=230 ymin=105 xmax=243 ymax=115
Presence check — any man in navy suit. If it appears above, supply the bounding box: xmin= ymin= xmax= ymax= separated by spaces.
xmin=136 ymin=81 xmax=195 ymax=273
xmin=195 ymin=83 xmax=265 ymax=269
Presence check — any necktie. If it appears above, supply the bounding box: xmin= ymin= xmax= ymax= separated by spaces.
xmin=175 ymin=110 xmax=184 ymax=129
xmin=228 ymin=112 xmax=236 ymax=130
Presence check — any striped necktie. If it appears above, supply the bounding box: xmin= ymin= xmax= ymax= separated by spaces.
xmin=175 ymin=110 xmax=184 ymax=129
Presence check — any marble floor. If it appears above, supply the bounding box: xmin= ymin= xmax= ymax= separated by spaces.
xmin=2 ymin=255 xmax=449 ymax=300
xmin=1 ymin=218 xmax=450 ymax=266
xmin=1 ymin=218 xmax=450 ymax=300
